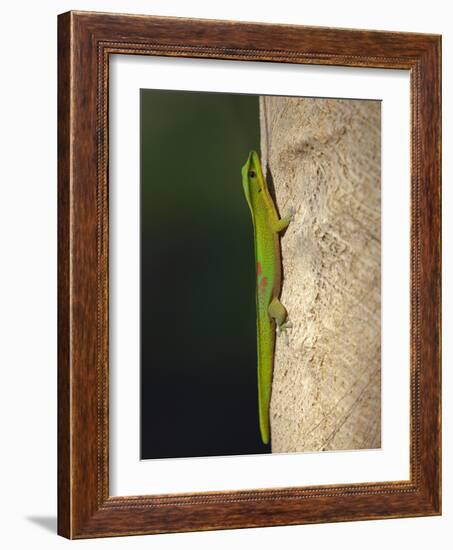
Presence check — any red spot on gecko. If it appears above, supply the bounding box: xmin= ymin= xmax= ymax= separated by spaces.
xmin=256 ymin=261 xmax=262 ymax=276
xmin=259 ymin=276 xmax=268 ymax=294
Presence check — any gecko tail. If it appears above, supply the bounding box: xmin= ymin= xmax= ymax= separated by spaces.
xmin=259 ymin=394 xmax=270 ymax=445
xmin=257 ymin=321 xmax=273 ymax=446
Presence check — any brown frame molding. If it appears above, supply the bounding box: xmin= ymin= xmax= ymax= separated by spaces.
xmin=58 ymin=10 xmax=441 ymax=539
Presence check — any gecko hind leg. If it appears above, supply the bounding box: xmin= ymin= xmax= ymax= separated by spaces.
xmin=268 ymin=297 xmax=292 ymax=345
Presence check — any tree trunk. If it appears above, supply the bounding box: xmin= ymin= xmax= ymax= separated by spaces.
xmin=260 ymin=96 xmax=381 ymax=453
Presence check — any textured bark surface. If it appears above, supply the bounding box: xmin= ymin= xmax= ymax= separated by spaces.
xmin=260 ymin=96 xmax=381 ymax=453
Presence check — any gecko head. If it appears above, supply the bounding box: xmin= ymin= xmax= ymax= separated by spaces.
xmin=241 ymin=150 xmax=264 ymax=209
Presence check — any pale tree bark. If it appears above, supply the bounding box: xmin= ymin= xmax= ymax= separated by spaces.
xmin=260 ymin=96 xmax=381 ymax=453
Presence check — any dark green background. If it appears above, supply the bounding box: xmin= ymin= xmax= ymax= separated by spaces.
xmin=140 ymin=89 xmax=270 ymax=459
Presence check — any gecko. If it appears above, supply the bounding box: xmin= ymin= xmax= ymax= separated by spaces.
xmin=241 ymin=150 xmax=292 ymax=445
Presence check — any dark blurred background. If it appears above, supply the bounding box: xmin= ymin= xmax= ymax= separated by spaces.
xmin=140 ymin=89 xmax=270 ymax=459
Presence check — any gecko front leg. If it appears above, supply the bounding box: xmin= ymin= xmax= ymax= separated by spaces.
xmin=272 ymin=207 xmax=295 ymax=233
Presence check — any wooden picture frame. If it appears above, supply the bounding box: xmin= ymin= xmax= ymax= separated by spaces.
xmin=58 ymin=10 xmax=441 ymax=539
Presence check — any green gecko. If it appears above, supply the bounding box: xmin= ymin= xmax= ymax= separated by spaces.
xmin=241 ymin=150 xmax=292 ymax=445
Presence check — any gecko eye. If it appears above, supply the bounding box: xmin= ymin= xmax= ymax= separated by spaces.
xmin=248 ymin=170 xmax=256 ymax=178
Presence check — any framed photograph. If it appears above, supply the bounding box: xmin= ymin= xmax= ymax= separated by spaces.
xmin=58 ymin=11 xmax=441 ymax=538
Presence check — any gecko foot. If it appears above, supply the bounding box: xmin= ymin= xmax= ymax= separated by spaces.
xmin=276 ymin=321 xmax=293 ymax=346
xmin=286 ymin=206 xmax=296 ymax=220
